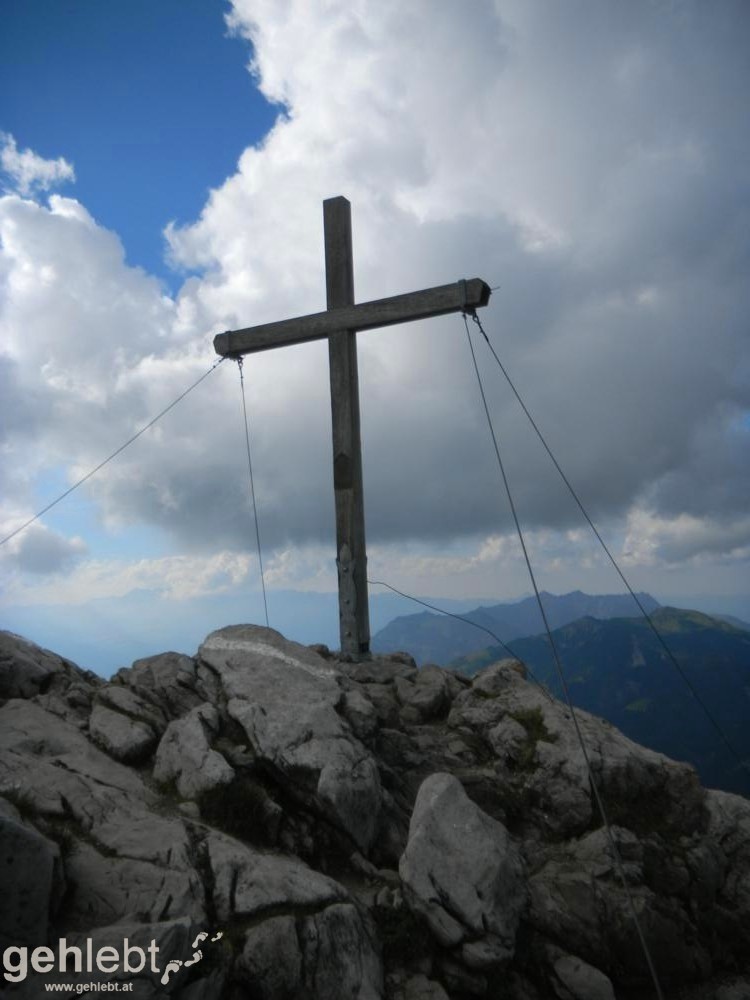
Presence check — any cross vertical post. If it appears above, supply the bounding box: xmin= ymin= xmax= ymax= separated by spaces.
xmin=324 ymin=196 xmax=370 ymax=656
xmin=213 ymin=196 xmax=491 ymax=660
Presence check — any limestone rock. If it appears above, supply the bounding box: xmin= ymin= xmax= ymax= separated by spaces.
xmin=235 ymin=916 xmax=302 ymax=999
xmin=449 ymin=656 xmax=705 ymax=841
xmin=361 ymin=682 xmax=401 ymax=726
xmin=206 ymin=830 xmax=347 ymax=923
xmin=487 ymin=715 xmax=528 ymax=762
xmin=399 ymin=772 xmax=525 ymax=961
xmin=528 ymin=830 xmax=713 ymax=981
xmin=214 ymin=819 xmax=384 ymax=999
xmin=0 ymin=812 xmax=65 ymax=950
xmin=472 ymin=658 xmax=527 ymax=695
xmin=342 ymin=656 xmax=418 ymax=684
xmin=0 ymin=698 xmax=206 ymax=931
xmin=62 ymin=839 xmax=205 ymax=927
xmin=340 ymin=687 xmax=380 ymax=742
xmin=114 ymin=650 xmax=208 ymax=720
xmin=706 ymin=788 xmax=750 ymax=917
xmin=2 ymin=624 xmax=749 ymax=1000
xmin=96 ymin=683 xmax=167 ymax=734
xmin=153 ymin=702 xmax=234 ymax=800
xmin=0 ymin=698 xmax=146 ymax=817
xmin=395 ymin=665 xmax=451 ymax=721
xmin=0 ymin=632 xmax=100 ymax=734
xmin=0 ymin=631 xmax=76 ymax=699
xmin=552 ymin=952 xmax=616 ymax=1000
xmin=237 ymin=904 xmax=382 ymax=1000
xmin=89 ymin=703 xmax=158 ymax=764
xmin=199 ymin=625 xmax=382 ymax=852
xmin=528 ymin=866 xmax=606 ymax=963
xmin=297 ymin=902 xmax=383 ymax=1000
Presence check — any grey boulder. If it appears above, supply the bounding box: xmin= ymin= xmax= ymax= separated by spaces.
xmin=153 ymin=702 xmax=234 ymax=800
xmin=89 ymin=703 xmax=158 ymax=764
xmin=399 ymin=772 xmax=525 ymax=964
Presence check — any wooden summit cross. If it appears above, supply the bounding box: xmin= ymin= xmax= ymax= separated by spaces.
xmin=214 ymin=196 xmax=490 ymax=657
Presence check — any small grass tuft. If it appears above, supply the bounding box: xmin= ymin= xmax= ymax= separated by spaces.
xmin=509 ymin=707 xmax=555 ymax=743
xmin=508 ymin=706 xmax=557 ymax=772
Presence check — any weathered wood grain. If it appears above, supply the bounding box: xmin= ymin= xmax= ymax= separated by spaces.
xmin=213 ymin=278 xmax=491 ymax=357
xmin=324 ymin=197 xmax=371 ymax=655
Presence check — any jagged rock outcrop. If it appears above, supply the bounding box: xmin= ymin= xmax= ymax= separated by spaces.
xmin=199 ymin=626 xmax=382 ymax=853
xmin=1 ymin=626 xmax=749 ymax=998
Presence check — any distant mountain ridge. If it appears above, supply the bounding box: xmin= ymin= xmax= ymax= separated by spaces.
xmin=716 ymin=612 xmax=750 ymax=632
xmin=371 ymin=589 xmax=661 ymax=665
xmin=452 ymin=606 xmax=750 ymax=795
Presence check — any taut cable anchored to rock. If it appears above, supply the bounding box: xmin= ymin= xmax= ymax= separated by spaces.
xmin=462 ymin=309 xmax=666 ymax=1000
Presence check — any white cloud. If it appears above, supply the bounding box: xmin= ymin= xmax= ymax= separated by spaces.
xmin=1 ymin=1 xmax=749 ymax=613
xmin=0 ymin=133 xmax=75 ymax=196
xmin=623 ymin=510 xmax=750 ymax=567
xmin=3 ymin=550 xmax=256 ymax=606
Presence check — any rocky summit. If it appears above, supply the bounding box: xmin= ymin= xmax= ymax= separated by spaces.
xmin=1 ymin=626 xmax=749 ymax=1000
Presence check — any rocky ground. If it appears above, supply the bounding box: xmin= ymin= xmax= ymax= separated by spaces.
xmin=1 ymin=624 xmax=749 ymax=999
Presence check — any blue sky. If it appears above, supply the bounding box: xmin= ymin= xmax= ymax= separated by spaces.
xmin=1 ymin=1 xmax=748 ymax=674
xmin=2 ymin=0 xmax=276 ymax=287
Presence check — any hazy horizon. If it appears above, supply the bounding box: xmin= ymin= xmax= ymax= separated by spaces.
xmin=3 ymin=583 xmax=747 ymax=679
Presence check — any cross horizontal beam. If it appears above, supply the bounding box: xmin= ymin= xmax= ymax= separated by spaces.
xmin=214 ymin=278 xmax=491 ymax=357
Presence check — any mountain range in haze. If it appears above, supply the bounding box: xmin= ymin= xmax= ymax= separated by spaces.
xmin=371 ymin=591 xmax=750 ymax=796
xmin=371 ymin=590 xmax=663 ymax=665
